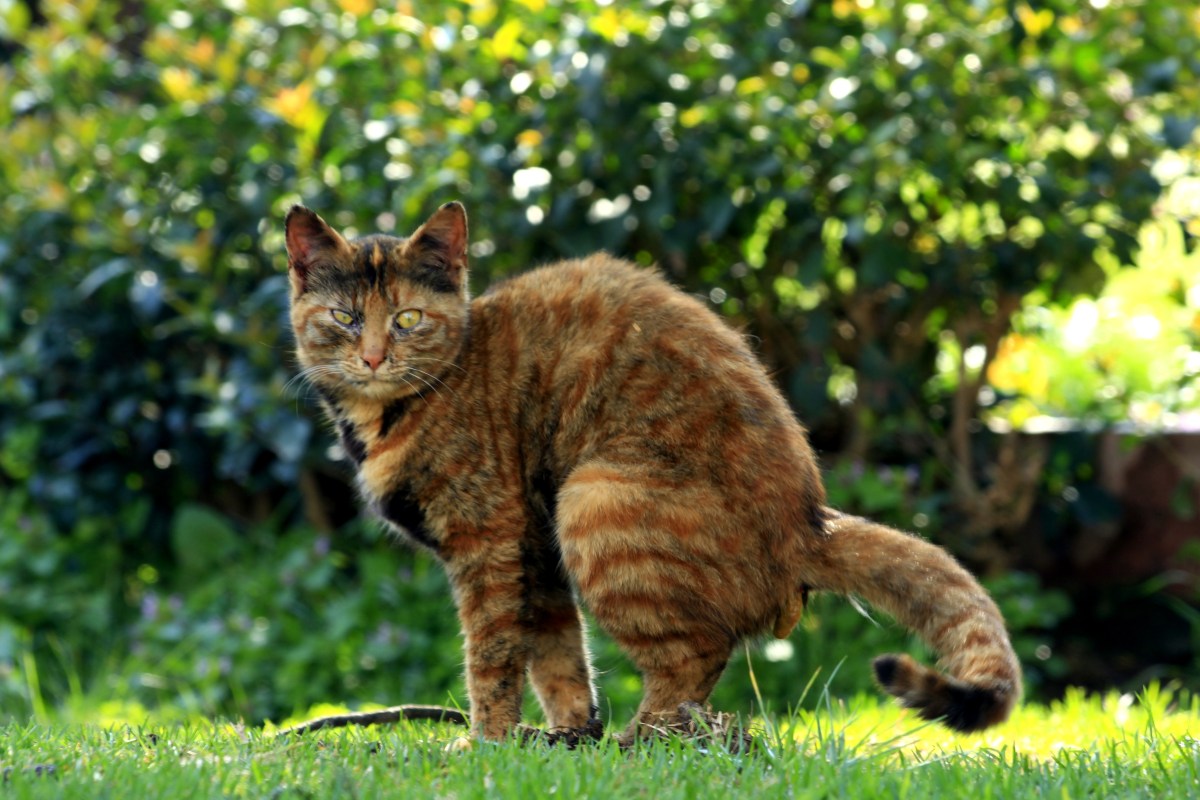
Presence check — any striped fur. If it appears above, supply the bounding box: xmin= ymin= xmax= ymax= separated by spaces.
xmin=284 ymin=203 xmax=1021 ymax=741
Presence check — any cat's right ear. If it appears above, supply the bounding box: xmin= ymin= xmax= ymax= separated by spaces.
xmin=285 ymin=205 xmax=351 ymax=295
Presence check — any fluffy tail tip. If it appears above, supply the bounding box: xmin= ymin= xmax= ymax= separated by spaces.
xmin=872 ymin=654 xmax=1016 ymax=733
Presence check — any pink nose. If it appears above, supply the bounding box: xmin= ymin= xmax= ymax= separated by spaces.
xmin=362 ymin=351 xmax=385 ymax=371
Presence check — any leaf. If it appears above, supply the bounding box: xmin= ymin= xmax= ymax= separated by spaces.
xmin=491 ymin=19 xmax=524 ymax=61
xmin=1170 ymin=478 xmax=1197 ymax=521
xmin=810 ymin=47 xmax=846 ymax=70
xmin=170 ymin=504 xmax=243 ymax=575
xmin=77 ymin=258 xmax=132 ymax=298
xmin=0 ymin=0 xmax=30 ymax=40
xmin=257 ymin=412 xmax=311 ymax=464
xmin=743 ymin=198 xmax=787 ymax=269
xmin=1070 ymin=41 xmax=1104 ymax=83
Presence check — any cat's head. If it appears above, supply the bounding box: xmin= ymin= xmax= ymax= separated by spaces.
xmin=284 ymin=202 xmax=470 ymax=402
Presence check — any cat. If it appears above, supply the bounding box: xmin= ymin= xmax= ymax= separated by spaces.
xmin=283 ymin=201 xmax=1021 ymax=742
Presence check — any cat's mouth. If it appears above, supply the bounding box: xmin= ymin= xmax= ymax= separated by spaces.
xmin=346 ymin=374 xmax=398 ymax=387
xmin=344 ymin=372 xmax=426 ymax=400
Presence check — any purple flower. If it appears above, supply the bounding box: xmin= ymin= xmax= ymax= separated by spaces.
xmin=140 ymin=592 xmax=159 ymax=621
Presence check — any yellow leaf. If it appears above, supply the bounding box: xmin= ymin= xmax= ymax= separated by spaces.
xmin=338 ymin=0 xmax=371 ymax=16
xmin=1003 ymin=397 xmax=1041 ymax=428
xmin=988 ymin=334 xmax=1049 ymax=399
xmin=160 ymin=66 xmax=195 ymax=102
xmin=592 ymin=8 xmax=621 ymax=41
xmin=216 ymin=50 xmax=240 ymax=86
xmin=1016 ymin=2 xmax=1054 ymax=37
xmin=43 ymin=180 xmax=69 ymax=211
xmin=680 ymin=106 xmax=707 ymax=128
xmin=516 ymin=129 xmax=543 ymax=148
xmin=469 ymin=0 xmax=497 ymax=28
xmin=392 ymin=99 xmax=420 ymax=118
xmin=189 ymin=37 xmax=216 ymax=70
xmin=737 ymin=76 xmax=767 ymax=95
xmin=267 ymin=82 xmax=320 ymax=131
xmin=912 ymin=231 xmax=938 ymax=255
xmin=1058 ymin=14 xmax=1082 ymax=36
xmin=491 ymin=18 xmax=523 ymax=60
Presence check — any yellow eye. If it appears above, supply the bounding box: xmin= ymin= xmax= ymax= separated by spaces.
xmin=331 ymin=309 xmax=355 ymax=326
xmin=395 ymin=309 xmax=423 ymax=329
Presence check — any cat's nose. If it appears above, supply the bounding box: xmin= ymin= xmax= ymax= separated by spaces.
xmin=362 ymin=350 xmax=386 ymax=371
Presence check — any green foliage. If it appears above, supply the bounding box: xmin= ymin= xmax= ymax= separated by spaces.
xmin=99 ymin=517 xmax=463 ymax=724
xmin=0 ymin=0 xmax=1197 ymax=721
xmin=0 ymin=487 xmax=123 ymax=718
xmin=982 ymin=220 xmax=1200 ymax=427
xmin=822 ymin=460 xmax=942 ymax=529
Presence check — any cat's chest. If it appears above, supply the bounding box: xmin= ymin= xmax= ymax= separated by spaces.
xmin=349 ymin=412 xmax=429 ymax=492
xmin=336 ymin=397 xmax=501 ymax=553
xmin=350 ymin=425 xmax=443 ymax=553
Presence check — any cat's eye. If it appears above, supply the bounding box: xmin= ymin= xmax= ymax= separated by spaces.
xmin=331 ymin=309 xmax=355 ymax=326
xmin=395 ymin=309 xmax=423 ymax=330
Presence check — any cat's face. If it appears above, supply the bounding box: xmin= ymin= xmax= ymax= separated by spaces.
xmin=285 ymin=202 xmax=470 ymax=402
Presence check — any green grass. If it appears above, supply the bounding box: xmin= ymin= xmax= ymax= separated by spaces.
xmin=3 ymin=687 xmax=1199 ymax=798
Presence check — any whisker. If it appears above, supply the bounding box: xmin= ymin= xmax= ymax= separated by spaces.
xmin=284 ymin=364 xmax=342 ymax=400
xmin=396 ymin=374 xmax=425 ymax=401
xmin=285 ymin=364 xmax=335 ymax=390
xmin=406 ymin=356 xmax=467 ymax=374
xmin=407 ymin=366 xmax=457 ymax=398
xmin=406 ymin=372 xmax=439 ymax=397
xmin=407 ymin=367 xmax=450 ymax=399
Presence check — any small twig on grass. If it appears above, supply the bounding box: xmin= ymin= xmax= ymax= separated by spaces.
xmin=276 ymin=705 xmax=468 ymax=738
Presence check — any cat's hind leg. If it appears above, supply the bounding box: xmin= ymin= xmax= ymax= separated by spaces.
xmin=554 ymin=462 xmax=740 ymax=742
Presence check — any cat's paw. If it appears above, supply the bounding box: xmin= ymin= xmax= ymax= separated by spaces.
xmin=620 ymin=703 xmax=754 ymax=753
xmin=543 ymin=717 xmax=606 ymax=748
xmin=516 ymin=718 xmax=605 ymax=748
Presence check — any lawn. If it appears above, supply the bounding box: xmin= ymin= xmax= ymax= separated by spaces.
xmin=3 ymin=686 xmax=1198 ymax=798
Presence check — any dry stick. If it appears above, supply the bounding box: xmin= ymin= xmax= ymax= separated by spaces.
xmin=277 ymin=705 xmax=468 ymax=737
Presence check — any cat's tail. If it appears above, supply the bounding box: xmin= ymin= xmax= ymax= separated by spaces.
xmin=800 ymin=508 xmax=1021 ymax=732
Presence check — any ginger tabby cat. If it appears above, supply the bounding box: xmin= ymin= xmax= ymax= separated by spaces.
xmin=284 ymin=201 xmax=1021 ymax=742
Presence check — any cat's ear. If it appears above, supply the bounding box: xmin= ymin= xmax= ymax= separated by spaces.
xmin=408 ymin=201 xmax=469 ymax=293
xmin=285 ymin=205 xmax=351 ymax=295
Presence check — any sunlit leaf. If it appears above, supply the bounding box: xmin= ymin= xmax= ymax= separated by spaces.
xmin=1016 ymin=2 xmax=1054 ymax=38
xmin=490 ymin=18 xmax=524 ymax=60
xmin=337 ymin=0 xmax=372 ymax=16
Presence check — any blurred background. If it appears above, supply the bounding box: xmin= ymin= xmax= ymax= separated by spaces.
xmin=1 ymin=0 xmax=1198 ymax=726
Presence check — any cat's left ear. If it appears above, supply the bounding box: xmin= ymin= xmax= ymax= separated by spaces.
xmin=408 ymin=201 xmax=469 ymax=293
xmin=285 ymin=205 xmax=351 ymax=295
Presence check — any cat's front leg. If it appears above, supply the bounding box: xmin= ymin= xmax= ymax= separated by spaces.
xmin=446 ymin=535 xmax=532 ymax=741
